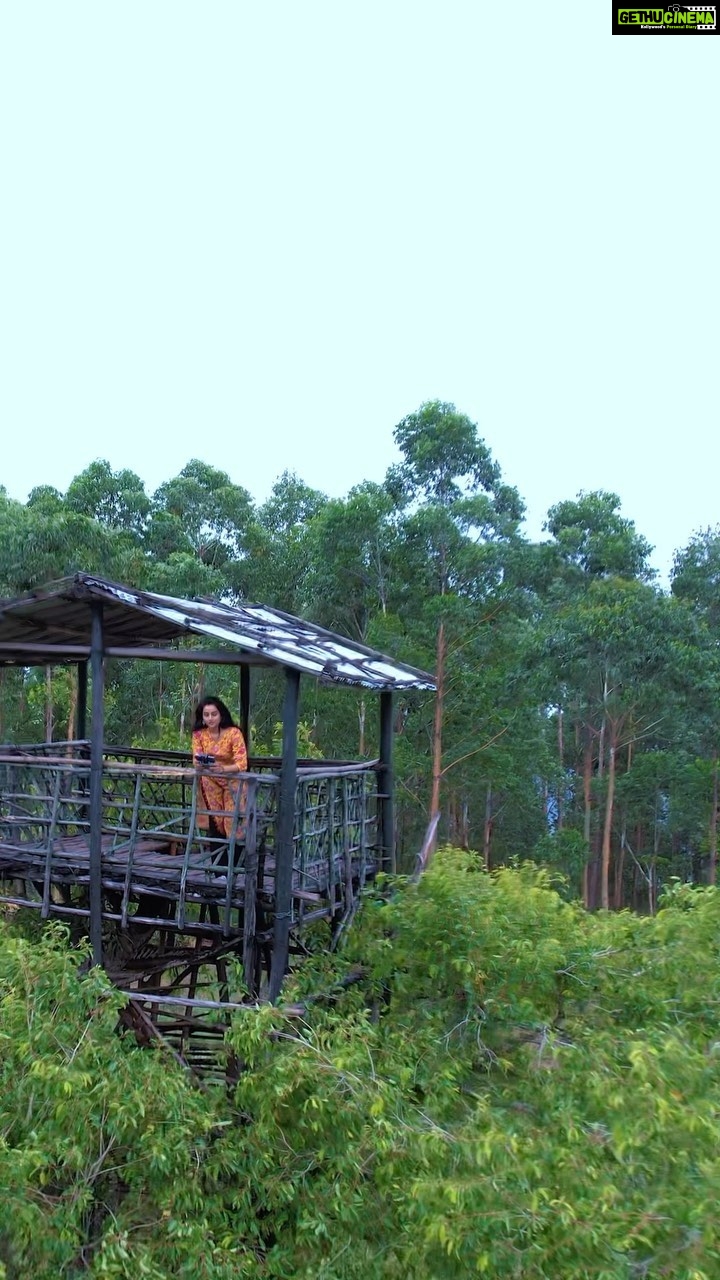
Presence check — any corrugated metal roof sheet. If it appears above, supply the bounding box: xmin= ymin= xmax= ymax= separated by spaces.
xmin=0 ymin=574 xmax=435 ymax=692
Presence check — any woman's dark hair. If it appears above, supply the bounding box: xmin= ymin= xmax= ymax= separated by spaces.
xmin=192 ymin=696 xmax=237 ymax=733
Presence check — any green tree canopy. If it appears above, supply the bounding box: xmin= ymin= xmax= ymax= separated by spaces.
xmin=545 ymin=490 xmax=655 ymax=583
xmin=65 ymin=461 xmax=151 ymax=534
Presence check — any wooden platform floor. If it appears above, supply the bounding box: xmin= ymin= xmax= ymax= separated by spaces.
xmin=0 ymin=833 xmax=371 ymax=911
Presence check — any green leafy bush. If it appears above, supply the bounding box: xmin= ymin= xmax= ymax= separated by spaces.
xmin=1 ymin=854 xmax=719 ymax=1277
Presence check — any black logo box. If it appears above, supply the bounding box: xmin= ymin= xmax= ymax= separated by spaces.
xmin=612 ymin=4 xmax=718 ymax=33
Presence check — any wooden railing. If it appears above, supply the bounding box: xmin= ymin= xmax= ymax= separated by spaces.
xmin=0 ymin=746 xmax=379 ymax=939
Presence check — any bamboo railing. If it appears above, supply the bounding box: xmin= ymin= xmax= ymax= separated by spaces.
xmin=0 ymin=746 xmax=379 ymax=941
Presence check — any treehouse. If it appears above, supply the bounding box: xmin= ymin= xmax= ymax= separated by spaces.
xmin=0 ymin=574 xmax=434 ymax=1051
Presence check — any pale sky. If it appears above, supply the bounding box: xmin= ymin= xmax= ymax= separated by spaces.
xmin=1 ymin=3 xmax=717 ymax=582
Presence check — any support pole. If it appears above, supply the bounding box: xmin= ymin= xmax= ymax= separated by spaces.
xmin=77 ymin=661 xmax=88 ymax=740
xmin=269 ymin=667 xmax=300 ymax=1002
xmin=239 ymin=663 xmax=251 ymax=754
xmin=378 ymin=691 xmax=395 ymax=874
xmin=88 ymin=604 xmax=105 ymax=967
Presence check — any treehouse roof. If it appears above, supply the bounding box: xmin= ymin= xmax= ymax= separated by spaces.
xmin=0 ymin=573 xmax=435 ymax=692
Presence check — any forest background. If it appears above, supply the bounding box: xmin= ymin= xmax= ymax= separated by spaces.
xmin=2 ymin=398 xmax=719 ymax=914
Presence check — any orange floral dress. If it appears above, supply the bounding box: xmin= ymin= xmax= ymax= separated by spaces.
xmin=192 ymin=726 xmax=248 ymax=837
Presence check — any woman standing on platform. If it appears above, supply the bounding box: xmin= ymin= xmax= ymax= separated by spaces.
xmin=192 ymin=696 xmax=247 ymax=837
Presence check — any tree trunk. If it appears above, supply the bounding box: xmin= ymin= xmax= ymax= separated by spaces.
xmin=429 ymin=620 xmax=446 ymax=820
xmin=589 ymin=718 xmax=607 ymax=909
xmin=614 ymin=749 xmax=633 ymax=908
xmin=195 ymin=665 xmax=206 ymax=709
xmin=557 ymin=707 xmax=564 ymax=829
xmin=598 ymin=711 xmax=606 ymax=781
xmin=483 ymin=784 xmax=493 ymax=871
xmin=601 ymin=738 xmax=616 ymax=910
xmin=614 ymin=821 xmax=626 ymax=910
xmin=66 ymin=669 xmax=78 ymax=743
xmin=708 ymin=751 xmax=718 ymax=886
xmin=461 ymin=799 xmax=469 ymax=850
xmin=582 ymin=733 xmax=594 ymax=909
xmin=44 ymin=666 xmax=53 ymax=743
xmin=650 ymin=788 xmax=661 ymax=915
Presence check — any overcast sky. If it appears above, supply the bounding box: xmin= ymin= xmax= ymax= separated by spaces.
xmin=1 ymin=3 xmax=717 ymax=583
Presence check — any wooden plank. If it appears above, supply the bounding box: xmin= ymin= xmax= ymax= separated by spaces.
xmin=0 ymin=643 xmax=90 ymax=658
xmin=269 ymin=668 xmax=300 ymax=1002
xmin=104 ymin=647 xmax=274 ymax=666
xmin=242 ymin=778 xmax=259 ymax=995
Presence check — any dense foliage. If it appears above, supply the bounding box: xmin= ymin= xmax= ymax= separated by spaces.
xmin=2 ymin=401 xmax=720 ymax=903
xmin=1 ymin=854 xmax=719 ymax=1278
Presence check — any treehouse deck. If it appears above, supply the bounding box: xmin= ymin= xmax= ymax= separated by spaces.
xmin=0 ymin=573 xmax=435 ymax=1049
xmin=0 ymin=743 xmax=378 ymax=1001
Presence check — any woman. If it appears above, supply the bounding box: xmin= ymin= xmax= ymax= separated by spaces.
xmin=192 ymin=696 xmax=247 ymax=838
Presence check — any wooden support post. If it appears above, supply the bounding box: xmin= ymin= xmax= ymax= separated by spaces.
xmin=342 ymin=777 xmax=353 ymax=915
xmin=240 ymin=663 xmax=251 ymax=754
xmin=328 ymin=777 xmax=337 ymax=914
xmin=242 ymin=778 xmax=260 ymax=996
xmin=378 ymin=691 xmax=395 ymax=874
xmin=269 ymin=667 xmax=300 ymax=1002
xmin=89 ymin=604 xmax=105 ymax=967
xmin=77 ymin=661 xmax=88 ymax=740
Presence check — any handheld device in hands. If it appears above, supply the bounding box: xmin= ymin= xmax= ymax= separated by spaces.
xmin=196 ymin=753 xmax=216 ymax=766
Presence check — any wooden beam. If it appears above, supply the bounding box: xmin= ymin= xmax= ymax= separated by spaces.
xmin=378 ymin=691 xmax=395 ymax=874
xmin=240 ymin=663 xmax=251 ymax=752
xmin=269 ymin=667 xmax=300 ymax=1002
xmin=0 ymin=643 xmax=274 ymax=667
xmin=77 ymin=660 xmax=88 ymax=740
xmin=0 ymin=643 xmax=90 ymax=659
xmin=104 ymin=647 xmax=273 ymax=665
xmin=89 ymin=603 xmax=105 ymax=967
